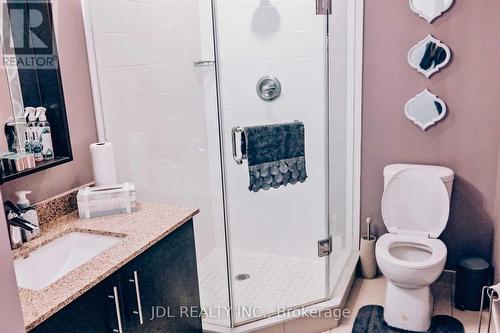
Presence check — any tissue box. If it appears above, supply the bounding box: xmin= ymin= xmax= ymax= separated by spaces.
xmin=77 ymin=183 xmax=137 ymax=219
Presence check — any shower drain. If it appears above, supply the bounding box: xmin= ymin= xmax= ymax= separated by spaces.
xmin=235 ymin=273 xmax=251 ymax=281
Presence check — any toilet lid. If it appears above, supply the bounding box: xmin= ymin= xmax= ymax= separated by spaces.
xmin=382 ymin=168 xmax=450 ymax=238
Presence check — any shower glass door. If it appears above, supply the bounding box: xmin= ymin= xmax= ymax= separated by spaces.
xmin=213 ymin=0 xmax=330 ymax=325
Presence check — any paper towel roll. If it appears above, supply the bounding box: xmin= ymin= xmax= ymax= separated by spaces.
xmin=90 ymin=142 xmax=118 ymax=187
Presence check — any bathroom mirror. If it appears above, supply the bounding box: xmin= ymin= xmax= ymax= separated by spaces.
xmin=405 ymin=89 xmax=447 ymax=131
xmin=408 ymin=35 xmax=451 ymax=78
xmin=0 ymin=0 xmax=72 ymax=183
xmin=409 ymin=0 xmax=454 ymax=23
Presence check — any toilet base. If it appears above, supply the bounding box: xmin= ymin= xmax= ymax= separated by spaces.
xmin=384 ymin=281 xmax=433 ymax=332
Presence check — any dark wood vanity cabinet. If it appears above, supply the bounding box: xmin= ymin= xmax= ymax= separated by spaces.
xmin=29 ymin=272 xmax=123 ymax=333
xmin=30 ymin=221 xmax=202 ymax=333
xmin=120 ymin=220 xmax=203 ymax=332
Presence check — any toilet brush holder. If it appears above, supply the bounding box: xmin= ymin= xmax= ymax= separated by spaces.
xmin=360 ymin=235 xmax=378 ymax=279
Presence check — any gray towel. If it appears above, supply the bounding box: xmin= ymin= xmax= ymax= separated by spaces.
xmin=241 ymin=121 xmax=307 ymax=192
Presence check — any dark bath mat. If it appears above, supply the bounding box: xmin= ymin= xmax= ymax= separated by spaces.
xmin=352 ymin=305 xmax=464 ymax=333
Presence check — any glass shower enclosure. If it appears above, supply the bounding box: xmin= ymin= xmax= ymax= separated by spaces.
xmin=83 ymin=0 xmax=361 ymax=329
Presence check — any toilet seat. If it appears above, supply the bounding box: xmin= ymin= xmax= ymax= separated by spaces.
xmin=377 ymin=233 xmax=447 ymax=270
xmin=381 ymin=168 xmax=450 ymax=238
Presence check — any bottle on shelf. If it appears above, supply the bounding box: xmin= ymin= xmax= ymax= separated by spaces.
xmin=36 ymin=107 xmax=55 ymax=161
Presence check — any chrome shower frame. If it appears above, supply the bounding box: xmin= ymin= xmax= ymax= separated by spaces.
xmin=208 ymin=0 xmax=333 ymax=328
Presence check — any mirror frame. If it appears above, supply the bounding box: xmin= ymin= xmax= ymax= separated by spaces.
xmin=409 ymin=0 xmax=454 ymax=23
xmin=405 ymin=89 xmax=447 ymax=131
xmin=408 ymin=34 xmax=451 ymax=78
xmin=0 ymin=0 xmax=73 ymax=183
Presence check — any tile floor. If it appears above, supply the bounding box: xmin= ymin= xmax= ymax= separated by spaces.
xmin=324 ymin=275 xmax=496 ymax=333
xmin=199 ymin=248 xmax=326 ymax=325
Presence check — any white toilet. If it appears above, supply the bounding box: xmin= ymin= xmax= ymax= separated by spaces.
xmin=375 ymin=164 xmax=454 ymax=332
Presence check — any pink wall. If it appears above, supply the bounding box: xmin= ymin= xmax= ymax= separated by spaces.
xmin=0 ymin=192 xmax=25 ymax=332
xmin=0 ymin=0 xmax=98 ymax=204
xmin=494 ymin=148 xmax=500 ymax=282
xmin=361 ymin=0 xmax=500 ymax=268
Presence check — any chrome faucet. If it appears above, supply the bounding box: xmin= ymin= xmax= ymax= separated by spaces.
xmin=4 ymin=202 xmax=37 ymax=249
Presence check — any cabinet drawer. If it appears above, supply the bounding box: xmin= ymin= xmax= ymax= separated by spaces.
xmin=30 ymin=273 xmax=123 ymax=333
xmin=120 ymin=221 xmax=202 ymax=332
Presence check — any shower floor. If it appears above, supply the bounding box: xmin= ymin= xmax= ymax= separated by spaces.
xmin=198 ymin=248 xmax=326 ymax=326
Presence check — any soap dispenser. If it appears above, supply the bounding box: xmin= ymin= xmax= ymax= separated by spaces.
xmin=36 ymin=107 xmax=54 ymax=160
xmin=15 ymin=191 xmax=40 ymax=241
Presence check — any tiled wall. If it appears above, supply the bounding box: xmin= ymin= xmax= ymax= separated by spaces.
xmin=85 ymin=0 xmax=225 ymax=259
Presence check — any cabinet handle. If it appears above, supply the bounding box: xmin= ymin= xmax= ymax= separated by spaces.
xmin=129 ymin=271 xmax=144 ymax=325
xmin=108 ymin=287 xmax=123 ymax=333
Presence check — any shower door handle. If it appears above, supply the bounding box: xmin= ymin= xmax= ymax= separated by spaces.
xmin=231 ymin=127 xmax=246 ymax=165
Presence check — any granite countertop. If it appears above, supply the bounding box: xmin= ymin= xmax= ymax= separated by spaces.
xmin=12 ymin=202 xmax=199 ymax=331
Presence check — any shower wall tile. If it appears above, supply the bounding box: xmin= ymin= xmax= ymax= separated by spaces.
xmin=88 ymin=0 xmax=199 ymax=36
xmin=220 ymin=58 xmax=324 ymax=86
xmin=93 ymin=34 xmax=198 ymax=68
xmin=219 ymin=31 xmax=324 ymax=60
xmin=87 ymin=0 xmax=226 ymax=278
xmin=98 ymin=63 xmax=201 ymax=102
xmin=222 ymin=84 xmax=325 ymax=110
xmin=87 ymin=0 xmax=137 ymax=34
xmin=216 ymin=0 xmax=322 ymax=35
xmin=103 ymin=88 xmax=204 ymax=136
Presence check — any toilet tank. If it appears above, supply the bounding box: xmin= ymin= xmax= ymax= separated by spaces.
xmin=383 ymin=164 xmax=455 ymax=199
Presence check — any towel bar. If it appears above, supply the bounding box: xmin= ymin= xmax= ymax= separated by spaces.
xmin=231 ymin=121 xmax=301 ymax=165
xmin=478 ymin=285 xmax=499 ymax=333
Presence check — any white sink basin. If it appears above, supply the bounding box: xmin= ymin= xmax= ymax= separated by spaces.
xmin=14 ymin=231 xmax=122 ymax=290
